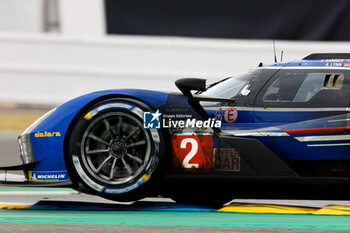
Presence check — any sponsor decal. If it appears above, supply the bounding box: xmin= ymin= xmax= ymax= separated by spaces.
xmin=84 ymin=103 xmax=133 ymax=120
xmin=215 ymin=107 xmax=238 ymax=123
xmin=164 ymin=107 xmax=189 ymax=113
xmin=172 ymin=134 xmax=213 ymax=170
xmin=28 ymin=171 xmax=68 ymax=182
xmin=144 ymin=109 xmax=221 ymax=129
xmin=321 ymin=59 xmax=345 ymax=62
xmin=214 ymin=108 xmax=223 ymax=121
xmin=344 ymin=63 xmax=350 ymax=67
xmin=224 ymin=107 xmax=238 ymax=123
xmin=103 ymin=174 xmax=150 ymax=194
xmin=214 ymin=148 xmax=240 ymax=171
xmin=34 ymin=131 xmax=61 ymax=138
xmin=321 ymin=59 xmax=344 ymax=67
xmin=325 ymin=62 xmax=343 ymax=67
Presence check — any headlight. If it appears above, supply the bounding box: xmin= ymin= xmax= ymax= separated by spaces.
xmin=18 ymin=134 xmax=33 ymax=164
xmin=18 ymin=108 xmax=57 ymax=164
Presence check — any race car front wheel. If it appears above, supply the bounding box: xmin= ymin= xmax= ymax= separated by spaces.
xmin=67 ymin=98 xmax=163 ymax=202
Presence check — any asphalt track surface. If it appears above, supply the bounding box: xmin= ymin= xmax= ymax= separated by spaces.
xmin=2 ymin=131 xmax=350 ymax=232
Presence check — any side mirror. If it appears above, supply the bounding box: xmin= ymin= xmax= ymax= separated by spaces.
xmin=175 ymin=78 xmax=206 ymax=97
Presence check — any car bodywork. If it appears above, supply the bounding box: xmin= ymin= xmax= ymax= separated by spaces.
xmin=18 ymin=90 xmax=169 ymax=183
xmin=6 ymin=53 xmax=350 ymax=201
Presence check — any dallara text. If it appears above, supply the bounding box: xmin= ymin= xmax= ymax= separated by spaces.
xmin=3 ymin=53 xmax=350 ymax=205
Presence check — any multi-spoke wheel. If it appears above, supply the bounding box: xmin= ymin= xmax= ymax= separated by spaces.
xmin=81 ymin=112 xmax=150 ymax=185
xmin=67 ymin=99 xmax=163 ymax=202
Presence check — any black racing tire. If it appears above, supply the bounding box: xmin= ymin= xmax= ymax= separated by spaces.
xmin=67 ymin=98 xmax=163 ymax=202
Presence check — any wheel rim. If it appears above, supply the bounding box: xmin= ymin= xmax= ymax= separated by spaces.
xmin=80 ymin=112 xmax=151 ymax=185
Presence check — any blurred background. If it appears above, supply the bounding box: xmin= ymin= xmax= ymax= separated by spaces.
xmin=1 ymin=0 xmax=350 ymax=109
xmin=0 ymin=0 xmax=349 ymax=133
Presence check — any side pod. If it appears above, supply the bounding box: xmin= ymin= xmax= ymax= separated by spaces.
xmin=220 ymin=135 xmax=298 ymax=177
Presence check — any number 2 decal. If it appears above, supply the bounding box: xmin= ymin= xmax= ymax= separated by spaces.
xmin=172 ymin=134 xmax=213 ymax=170
xmin=180 ymin=138 xmax=199 ymax=168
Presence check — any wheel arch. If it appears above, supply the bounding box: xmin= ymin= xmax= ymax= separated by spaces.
xmin=62 ymin=94 xmax=171 ymax=198
xmin=63 ymin=94 xmax=152 ymax=183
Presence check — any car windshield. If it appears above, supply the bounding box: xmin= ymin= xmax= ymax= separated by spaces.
xmin=197 ymin=73 xmax=254 ymax=99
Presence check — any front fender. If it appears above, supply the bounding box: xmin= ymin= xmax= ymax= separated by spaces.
xmin=24 ymin=89 xmax=169 ymax=182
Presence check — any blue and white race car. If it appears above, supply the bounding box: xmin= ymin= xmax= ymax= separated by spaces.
xmin=4 ymin=53 xmax=350 ymax=205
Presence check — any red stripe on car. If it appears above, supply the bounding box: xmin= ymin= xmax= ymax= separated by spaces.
xmin=284 ymin=126 xmax=350 ymax=134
